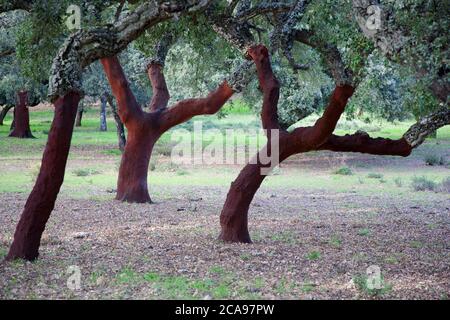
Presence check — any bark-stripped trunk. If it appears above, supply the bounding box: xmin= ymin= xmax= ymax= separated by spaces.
xmin=6 ymin=92 xmax=81 ymax=261
xmin=9 ymin=91 xmax=34 ymax=138
xmin=101 ymin=53 xmax=239 ymax=203
xmin=116 ymin=129 xmax=158 ymax=202
xmin=75 ymin=101 xmax=84 ymax=127
xmin=219 ymin=161 xmax=267 ymax=243
xmin=106 ymin=93 xmax=126 ymax=152
xmin=0 ymin=104 xmax=13 ymax=125
xmin=99 ymin=94 xmax=108 ymax=131
xmin=219 ymin=44 xmax=449 ymax=243
xmin=219 ymin=45 xmax=355 ymax=242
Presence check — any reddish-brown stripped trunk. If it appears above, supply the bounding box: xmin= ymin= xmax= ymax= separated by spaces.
xmin=101 ymin=56 xmax=234 ymax=203
xmin=6 ymin=92 xmax=81 ymax=261
xmin=219 ymin=45 xmax=356 ymax=243
xmin=116 ymin=128 xmax=159 ymax=203
xmin=9 ymin=91 xmax=34 ymax=138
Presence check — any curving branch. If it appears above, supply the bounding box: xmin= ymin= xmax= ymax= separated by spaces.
xmin=146 ymin=32 xmax=176 ymax=111
xmin=48 ymin=0 xmax=212 ymax=102
xmin=403 ymin=107 xmax=450 ymax=148
xmin=319 ymin=131 xmax=412 ymax=156
xmin=297 ymin=85 xmax=355 ymax=148
xmin=207 ymin=4 xmax=255 ymax=54
xmin=158 ymin=81 xmax=234 ymax=131
xmin=101 ymin=56 xmax=144 ymax=124
xmin=270 ymin=0 xmax=311 ymax=71
xmin=247 ymin=45 xmax=281 ymax=131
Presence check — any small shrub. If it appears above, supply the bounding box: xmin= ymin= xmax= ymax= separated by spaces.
xmin=353 ymin=274 xmax=392 ymax=297
xmin=357 ymin=228 xmax=370 ymax=236
xmin=438 ymin=177 xmax=450 ymax=193
xmin=176 ymin=169 xmax=189 ymax=176
xmin=72 ymin=168 xmax=100 ymax=177
xmin=394 ymin=177 xmax=403 ymax=187
xmin=333 ymin=166 xmax=353 ymax=175
xmin=411 ymin=176 xmax=437 ymax=192
xmin=367 ymin=173 xmax=383 ymax=179
xmin=306 ymin=250 xmax=321 ymax=260
xmin=424 ymin=154 xmax=445 ymax=166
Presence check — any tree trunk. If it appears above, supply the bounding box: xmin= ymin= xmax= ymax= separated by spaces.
xmin=0 ymin=104 xmax=13 ymax=125
xmin=9 ymin=91 xmax=34 ymax=138
xmin=75 ymin=101 xmax=84 ymax=127
xmin=219 ymin=162 xmax=267 ymax=243
xmin=105 ymin=93 xmax=126 ymax=152
xmin=99 ymin=94 xmax=108 ymax=131
xmin=6 ymin=92 xmax=81 ymax=261
xmin=116 ymin=129 xmax=158 ymax=203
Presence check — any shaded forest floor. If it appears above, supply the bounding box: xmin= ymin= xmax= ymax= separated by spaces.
xmin=0 ymin=107 xmax=449 ymax=299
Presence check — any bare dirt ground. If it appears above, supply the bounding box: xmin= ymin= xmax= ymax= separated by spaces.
xmin=1 ymin=179 xmax=449 ymax=299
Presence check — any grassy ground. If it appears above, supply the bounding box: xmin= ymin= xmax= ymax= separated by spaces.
xmin=0 ymin=105 xmax=449 ymax=299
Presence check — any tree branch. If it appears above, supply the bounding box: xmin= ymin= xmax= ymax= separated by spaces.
xmin=319 ymin=131 xmax=412 ymax=156
xmin=48 ymin=0 xmax=212 ymax=102
xmin=100 ymin=56 xmax=143 ymax=125
xmin=293 ymin=85 xmax=355 ymax=148
xmin=248 ymin=44 xmax=281 ymax=131
xmin=403 ymin=107 xmax=450 ymax=148
xmin=146 ymin=32 xmax=175 ymax=111
xmin=158 ymin=81 xmax=234 ymax=131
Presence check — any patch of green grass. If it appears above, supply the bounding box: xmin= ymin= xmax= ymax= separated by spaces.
xmin=301 ymin=282 xmax=316 ymax=293
xmin=411 ymin=176 xmax=437 ymax=192
xmin=176 ymin=169 xmax=189 ymax=176
xmin=212 ymin=283 xmax=231 ymax=299
xmin=393 ymin=177 xmax=403 ymax=187
xmin=329 ymin=235 xmax=342 ymax=248
xmin=306 ymin=250 xmax=321 ymax=260
xmin=270 ymin=231 xmax=297 ymax=244
xmin=115 ymin=267 xmax=139 ymax=284
xmin=209 ymin=266 xmax=226 ymax=275
xmin=143 ymin=272 xmax=230 ymax=299
xmin=409 ymin=240 xmax=424 ymax=249
xmin=143 ymin=272 xmax=161 ymax=282
xmin=239 ymin=253 xmax=251 ymax=261
xmin=333 ymin=166 xmax=353 ymax=176
xmin=102 ymin=149 xmax=122 ymax=156
xmin=357 ymin=228 xmax=371 ymax=236
xmin=384 ymin=255 xmax=399 ymax=265
xmin=424 ymin=154 xmax=446 ymax=166
xmin=0 ymin=247 xmax=7 ymax=259
xmin=353 ymin=273 xmax=392 ymax=297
